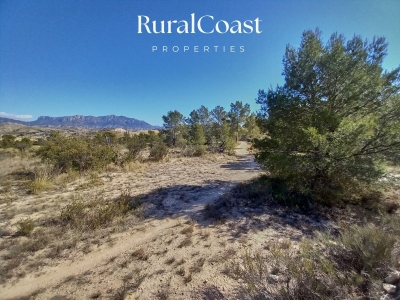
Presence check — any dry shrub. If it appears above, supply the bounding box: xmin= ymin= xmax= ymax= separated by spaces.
xmin=331 ymin=225 xmax=397 ymax=277
xmin=181 ymin=225 xmax=194 ymax=235
xmin=60 ymin=192 xmax=138 ymax=230
xmin=55 ymin=169 xmax=80 ymax=187
xmin=165 ymin=257 xmax=175 ymax=265
xmin=131 ymin=248 xmax=149 ymax=261
xmin=27 ymin=163 xmax=57 ymax=194
xmin=123 ymin=160 xmax=147 ymax=173
xmin=0 ymin=150 xmax=37 ymax=177
xmin=230 ymin=220 xmax=400 ymax=299
xmin=189 ymin=257 xmax=205 ymax=273
xmin=182 ymin=145 xmax=206 ymax=157
xmin=16 ymin=218 xmax=35 ymax=236
xmin=27 ymin=177 xmax=54 ymax=194
xmin=178 ymin=236 xmax=192 ymax=248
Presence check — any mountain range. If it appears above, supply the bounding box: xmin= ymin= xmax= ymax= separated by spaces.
xmin=0 ymin=115 xmax=160 ymax=130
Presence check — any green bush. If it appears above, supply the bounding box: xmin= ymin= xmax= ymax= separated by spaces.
xmin=254 ymin=29 xmax=400 ymax=203
xmin=36 ymin=134 xmax=119 ymax=172
xmin=126 ymin=134 xmax=148 ymax=160
xmin=0 ymin=135 xmax=16 ymax=148
xmin=14 ymin=137 xmax=33 ymax=153
xmin=149 ymin=142 xmax=168 ymax=161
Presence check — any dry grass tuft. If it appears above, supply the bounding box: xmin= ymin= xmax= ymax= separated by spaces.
xmin=131 ymin=248 xmax=149 ymax=261
xmin=16 ymin=218 xmax=35 ymax=236
xmin=60 ymin=192 xmax=136 ymax=230
xmin=180 ymin=225 xmax=194 ymax=235
xmin=178 ymin=236 xmax=192 ymax=248
xmin=189 ymin=257 xmax=205 ymax=273
xmin=229 ymin=218 xmax=400 ymax=299
xmin=165 ymin=257 xmax=175 ymax=265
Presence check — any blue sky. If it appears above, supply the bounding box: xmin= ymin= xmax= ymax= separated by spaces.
xmin=1 ymin=0 xmax=399 ymax=126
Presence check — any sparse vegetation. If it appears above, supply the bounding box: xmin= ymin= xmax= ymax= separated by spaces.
xmin=16 ymin=218 xmax=35 ymax=236
xmin=0 ymin=33 xmax=399 ymax=299
xmin=130 ymin=248 xmax=149 ymax=261
xmin=230 ymin=218 xmax=400 ymax=299
xmin=60 ymin=192 xmax=135 ymax=230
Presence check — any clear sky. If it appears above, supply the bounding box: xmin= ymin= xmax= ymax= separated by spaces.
xmin=1 ymin=0 xmax=399 ymax=126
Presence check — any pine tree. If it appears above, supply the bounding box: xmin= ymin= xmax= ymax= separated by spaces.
xmin=254 ymin=29 xmax=400 ymax=202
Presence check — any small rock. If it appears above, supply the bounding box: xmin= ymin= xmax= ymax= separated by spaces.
xmin=385 ymin=271 xmax=400 ymax=284
xmin=268 ymin=274 xmax=280 ymax=283
xmin=383 ymin=283 xmax=397 ymax=294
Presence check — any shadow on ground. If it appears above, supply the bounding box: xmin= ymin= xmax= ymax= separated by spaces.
xmin=135 ymin=177 xmax=339 ymax=243
xmin=219 ymin=155 xmax=260 ymax=172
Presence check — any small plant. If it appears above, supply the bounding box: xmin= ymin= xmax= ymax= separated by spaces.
xmin=178 ymin=236 xmax=192 ymax=248
xmin=131 ymin=248 xmax=149 ymax=261
xmin=27 ymin=163 xmax=56 ymax=194
xmin=184 ymin=273 xmax=192 ymax=283
xmin=27 ymin=178 xmax=54 ymax=194
xmin=189 ymin=257 xmax=205 ymax=273
xmin=230 ymin=220 xmax=400 ymax=299
xmin=88 ymin=172 xmax=103 ymax=187
xmin=332 ymin=224 xmax=397 ymax=277
xmin=60 ymin=193 xmax=132 ymax=230
xmin=176 ymin=266 xmax=185 ymax=276
xmin=165 ymin=257 xmax=175 ymax=265
xmin=16 ymin=218 xmax=35 ymax=236
xmin=180 ymin=225 xmax=194 ymax=235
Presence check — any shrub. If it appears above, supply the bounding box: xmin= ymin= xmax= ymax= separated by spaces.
xmin=231 ymin=221 xmax=399 ymax=299
xmin=27 ymin=164 xmax=55 ymax=194
xmin=254 ymin=29 xmax=400 ymax=203
xmin=149 ymin=142 xmax=168 ymax=161
xmin=331 ymin=225 xmax=397 ymax=277
xmin=16 ymin=218 xmax=35 ymax=236
xmin=182 ymin=145 xmax=206 ymax=157
xmin=126 ymin=134 xmax=148 ymax=160
xmin=60 ymin=192 xmax=140 ymax=230
xmin=14 ymin=137 xmax=33 ymax=153
xmin=36 ymin=134 xmax=119 ymax=172
xmin=0 ymin=135 xmax=16 ymax=148
xmin=28 ymin=178 xmax=54 ymax=194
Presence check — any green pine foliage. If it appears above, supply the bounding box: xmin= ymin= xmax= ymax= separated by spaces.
xmin=254 ymin=29 xmax=400 ymax=203
xmin=0 ymin=134 xmax=16 ymax=148
xmin=161 ymin=103 xmax=256 ymax=155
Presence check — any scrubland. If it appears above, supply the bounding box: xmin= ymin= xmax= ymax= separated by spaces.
xmin=0 ymin=135 xmax=399 ymax=300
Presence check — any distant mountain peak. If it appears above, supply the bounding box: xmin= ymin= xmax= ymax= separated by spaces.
xmin=0 ymin=115 xmax=160 ymax=130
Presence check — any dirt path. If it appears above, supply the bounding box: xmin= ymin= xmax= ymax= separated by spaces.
xmin=1 ymin=142 xmax=265 ymax=300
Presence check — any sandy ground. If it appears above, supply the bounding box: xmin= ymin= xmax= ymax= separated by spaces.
xmin=0 ymin=142 xmax=313 ymax=300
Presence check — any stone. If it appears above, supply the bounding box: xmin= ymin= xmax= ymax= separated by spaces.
xmin=267 ymin=274 xmax=280 ymax=283
xmin=383 ymin=283 xmax=397 ymax=294
xmin=385 ymin=271 xmax=400 ymax=284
